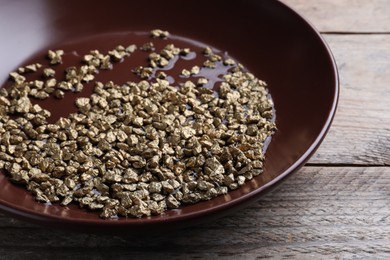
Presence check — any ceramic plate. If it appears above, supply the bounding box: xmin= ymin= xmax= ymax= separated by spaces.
xmin=0 ymin=0 xmax=338 ymax=233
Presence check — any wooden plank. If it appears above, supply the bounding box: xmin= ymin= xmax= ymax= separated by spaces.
xmin=308 ymin=35 xmax=390 ymax=165
xmin=0 ymin=245 xmax=389 ymax=259
xmin=281 ymin=0 xmax=390 ymax=33
xmin=0 ymin=166 xmax=388 ymax=258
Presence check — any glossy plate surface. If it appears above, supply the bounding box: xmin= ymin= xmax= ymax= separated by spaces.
xmin=0 ymin=0 xmax=338 ymax=233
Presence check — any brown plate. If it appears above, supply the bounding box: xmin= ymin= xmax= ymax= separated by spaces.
xmin=0 ymin=0 xmax=338 ymax=233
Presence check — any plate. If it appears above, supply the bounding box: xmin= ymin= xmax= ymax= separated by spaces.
xmin=0 ymin=0 xmax=338 ymax=233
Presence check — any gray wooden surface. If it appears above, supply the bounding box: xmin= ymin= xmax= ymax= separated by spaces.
xmin=1 ymin=1 xmax=390 ymax=259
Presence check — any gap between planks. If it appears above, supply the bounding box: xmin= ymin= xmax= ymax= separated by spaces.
xmin=321 ymin=32 xmax=390 ymax=35
xmin=305 ymin=163 xmax=390 ymax=167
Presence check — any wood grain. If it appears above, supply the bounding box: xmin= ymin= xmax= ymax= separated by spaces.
xmin=308 ymin=35 xmax=390 ymax=165
xmin=280 ymin=0 xmax=390 ymax=33
xmin=0 ymin=167 xmax=388 ymax=258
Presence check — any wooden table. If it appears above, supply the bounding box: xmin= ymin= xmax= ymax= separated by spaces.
xmin=1 ymin=1 xmax=389 ymax=258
